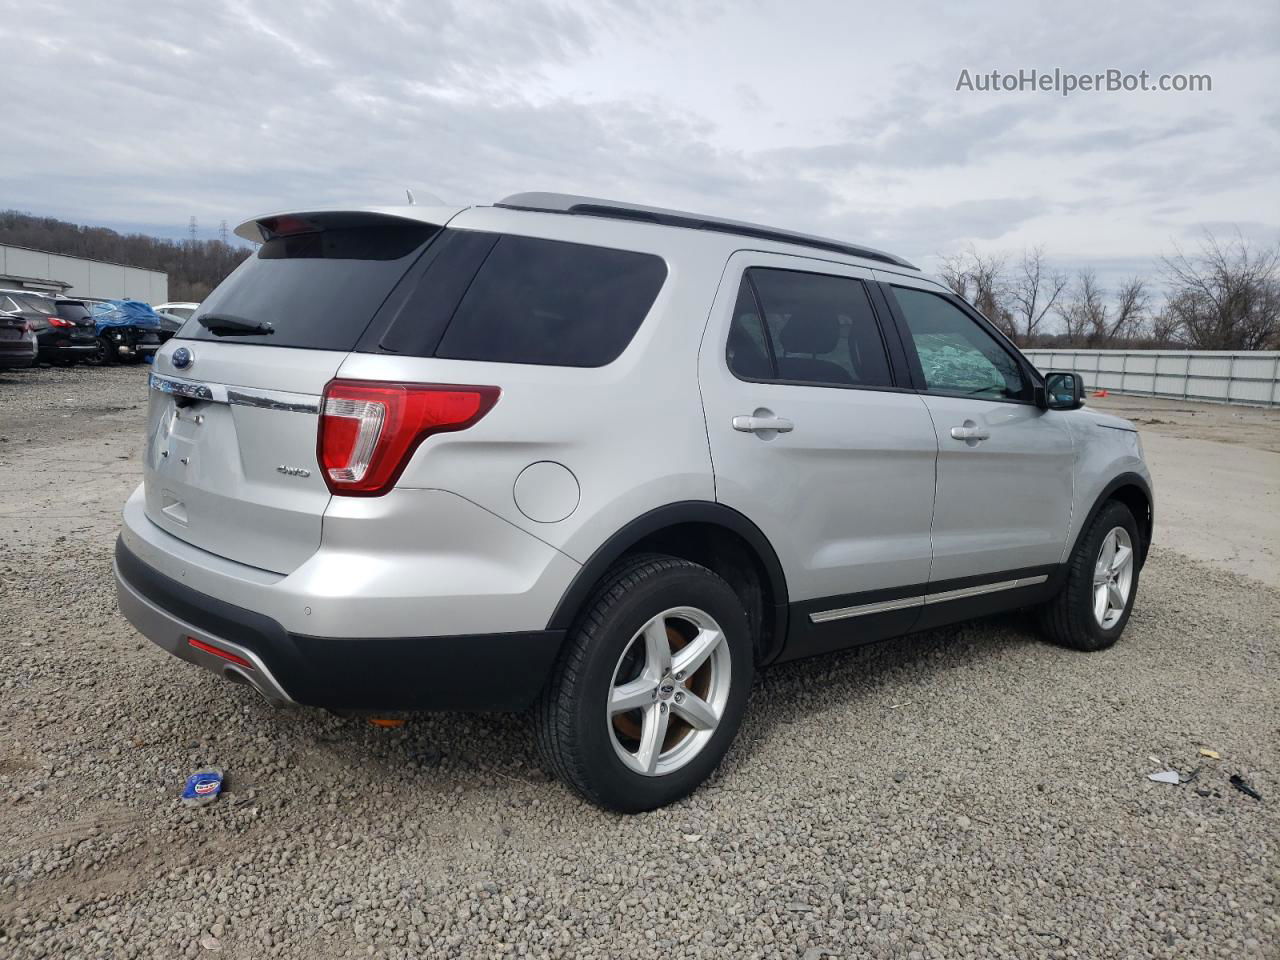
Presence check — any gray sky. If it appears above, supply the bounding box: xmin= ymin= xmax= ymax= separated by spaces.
xmin=3 ymin=0 xmax=1277 ymax=290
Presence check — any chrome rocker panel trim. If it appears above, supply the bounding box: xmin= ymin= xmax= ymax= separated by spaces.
xmin=809 ymin=574 xmax=1049 ymax=625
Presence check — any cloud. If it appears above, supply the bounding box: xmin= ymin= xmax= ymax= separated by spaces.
xmin=0 ymin=0 xmax=1275 ymax=278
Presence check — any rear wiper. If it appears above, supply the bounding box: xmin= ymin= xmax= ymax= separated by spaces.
xmin=198 ymin=313 xmax=274 ymax=337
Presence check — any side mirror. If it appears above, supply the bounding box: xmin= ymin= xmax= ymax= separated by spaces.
xmin=1044 ymin=371 xmax=1085 ymax=410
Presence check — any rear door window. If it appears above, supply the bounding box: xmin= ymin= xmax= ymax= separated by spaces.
xmin=726 ymin=268 xmax=893 ymax=388
xmin=432 ymin=235 xmax=667 ymax=367
xmin=180 ymin=218 xmax=440 ymax=350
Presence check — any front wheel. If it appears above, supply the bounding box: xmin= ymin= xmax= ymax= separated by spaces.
xmin=536 ymin=555 xmax=754 ymax=813
xmin=1039 ymin=500 xmax=1141 ymax=651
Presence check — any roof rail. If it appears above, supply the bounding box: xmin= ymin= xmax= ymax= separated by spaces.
xmin=494 ymin=192 xmax=917 ymax=269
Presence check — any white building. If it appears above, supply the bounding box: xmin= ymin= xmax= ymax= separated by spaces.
xmin=0 ymin=243 xmax=168 ymax=303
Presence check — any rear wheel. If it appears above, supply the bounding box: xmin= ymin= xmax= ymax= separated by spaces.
xmin=91 ymin=336 xmax=115 ymax=365
xmin=1039 ymin=500 xmax=1141 ymax=651
xmin=536 ymin=555 xmax=753 ymax=812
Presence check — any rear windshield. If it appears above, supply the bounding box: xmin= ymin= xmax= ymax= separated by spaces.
xmin=179 ymin=220 xmax=439 ymax=350
xmin=56 ymin=302 xmax=91 ymax=322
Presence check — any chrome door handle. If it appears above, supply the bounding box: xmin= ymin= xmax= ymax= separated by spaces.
xmin=950 ymin=425 xmax=990 ymax=441
xmin=733 ymin=415 xmax=794 ymax=434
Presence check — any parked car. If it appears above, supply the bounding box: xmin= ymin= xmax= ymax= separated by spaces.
xmin=153 ymin=311 xmax=186 ymax=342
xmin=88 ymin=299 xmax=165 ymax=364
xmin=114 ymin=194 xmax=1153 ymax=812
xmin=0 ymin=308 xmax=37 ymax=370
xmin=0 ymin=290 xmax=98 ymax=365
xmin=154 ymin=301 xmax=200 ymax=321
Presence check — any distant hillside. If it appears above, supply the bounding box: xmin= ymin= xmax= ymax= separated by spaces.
xmin=0 ymin=210 xmax=251 ymax=302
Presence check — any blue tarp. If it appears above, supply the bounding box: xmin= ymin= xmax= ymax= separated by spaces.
xmin=90 ymin=299 xmax=162 ymax=330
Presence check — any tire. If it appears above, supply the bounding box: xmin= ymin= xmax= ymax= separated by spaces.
xmin=1039 ymin=500 xmax=1141 ymax=651
xmin=91 ymin=336 xmax=115 ymax=365
xmin=536 ymin=554 xmax=754 ymax=813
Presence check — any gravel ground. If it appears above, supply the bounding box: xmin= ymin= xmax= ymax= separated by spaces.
xmin=1088 ymin=394 xmax=1280 ymax=587
xmin=1 ymin=366 xmax=1277 ymax=959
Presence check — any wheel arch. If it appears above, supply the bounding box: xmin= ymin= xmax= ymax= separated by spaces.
xmin=546 ymin=501 xmax=790 ymax=663
xmin=1075 ymin=472 xmax=1153 ymax=567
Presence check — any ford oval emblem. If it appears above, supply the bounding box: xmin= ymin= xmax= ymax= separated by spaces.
xmin=172 ymin=347 xmax=192 ymax=370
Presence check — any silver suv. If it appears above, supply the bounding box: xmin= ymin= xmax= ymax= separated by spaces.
xmin=115 ymin=194 xmax=1153 ymax=812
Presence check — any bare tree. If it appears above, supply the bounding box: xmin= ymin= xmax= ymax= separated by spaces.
xmin=1007 ymin=246 xmax=1068 ymax=344
xmin=0 ymin=208 xmax=251 ymax=302
xmin=1144 ymin=305 xmax=1184 ymax=347
xmin=1056 ymin=269 xmax=1106 ymax=345
xmin=937 ymin=246 xmax=1012 ymax=337
xmin=1161 ymin=231 xmax=1280 ymax=350
xmin=938 ymin=252 xmax=972 ymax=298
xmin=1100 ymin=277 xmax=1149 ymax=345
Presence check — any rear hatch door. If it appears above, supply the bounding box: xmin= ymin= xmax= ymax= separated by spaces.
xmin=0 ymin=311 xmax=29 ymax=356
xmin=143 ymin=210 xmax=454 ymax=573
xmin=0 ymin=312 xmax=25 ymax=337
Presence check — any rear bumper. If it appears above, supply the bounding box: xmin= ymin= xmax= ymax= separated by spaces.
xmin=114 ymin=537 xmax=565 ymax=711
xmin=0 ymin=338 xmax=37 ymax=367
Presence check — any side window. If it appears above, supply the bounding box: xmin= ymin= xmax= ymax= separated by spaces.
xmin=434 ymin=235 xmax=667 ymax=367
xmin=20 ymin=296 xmax=52 ymax=314
xmin=726 ymin=279 xmax=774 ymax=380
xmin=725 ymin=268 xmax=893 ymax=388
xmin=0 ymin=296 xmax=19 ymax=313
xmin=891 ymin=287 xmax=1028 ymax=401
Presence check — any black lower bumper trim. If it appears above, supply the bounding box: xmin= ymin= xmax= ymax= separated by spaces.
xmin=114 ymin=538 xmax=564 ymax=711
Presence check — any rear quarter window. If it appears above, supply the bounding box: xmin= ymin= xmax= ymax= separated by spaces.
xmin=18 ymin=295 xmax=54 ymax=314
xmin=433 ymin=235 xmax=667 ymax=367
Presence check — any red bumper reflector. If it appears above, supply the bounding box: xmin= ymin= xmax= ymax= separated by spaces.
xmin=187 ymin=636 xmax=253 ymax=670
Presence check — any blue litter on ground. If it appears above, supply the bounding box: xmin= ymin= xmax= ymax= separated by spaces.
xmin=181 ymin=767 xmax=225 ymax=805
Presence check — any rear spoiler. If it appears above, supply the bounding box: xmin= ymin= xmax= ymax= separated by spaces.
xmin=234 ymin=205 xmax=468 ymax=243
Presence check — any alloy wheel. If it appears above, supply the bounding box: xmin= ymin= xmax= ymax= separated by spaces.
xmin=1093 ymin=526 xmax=1134 ymax=629
xmin=607 ymin=606 xmax=731 ymax=777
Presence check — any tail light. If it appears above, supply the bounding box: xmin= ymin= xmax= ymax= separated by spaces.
xmin=47 ymin=315 xmax=74 ymax=328
xmin=318 ymin=380 xmax=500 ymax=496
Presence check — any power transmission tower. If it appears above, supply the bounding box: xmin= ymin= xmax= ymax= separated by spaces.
xmin=188 ymin=216 xmax=198 ymax=245
xmin=219 ymin=220 xmax=229 ymax=244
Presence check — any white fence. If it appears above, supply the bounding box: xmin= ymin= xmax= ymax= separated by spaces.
xmin=1023 ymin=349 xmax=1280 ymax=407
